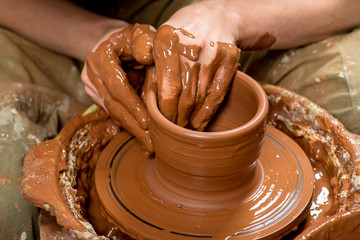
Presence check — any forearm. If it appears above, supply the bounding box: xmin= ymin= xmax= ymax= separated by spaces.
xmin=203 ymin=0 xmax=360 ymax=49
xmin=0 ymin=0 xmax=128 ymax=61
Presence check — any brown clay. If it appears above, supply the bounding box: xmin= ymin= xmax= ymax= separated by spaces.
xmin=21 ymin=104 xmax=120 ymax=238
xmin=262 ymin=83 xmax=360 ymax=239
xmin=86 ymin=24 xmax=155 ymax=153
xmin=152 ymin=25 xmax=201 ymax=124
xmin=243 ymin=33 xmax=277 ymax=50
xmin=92 ymin=72 xmax=313 ymax=239
xmin=153 ymin=25 xmax=240 ymax=131
xmin=21 ymin=73 xmax=360 ymax=240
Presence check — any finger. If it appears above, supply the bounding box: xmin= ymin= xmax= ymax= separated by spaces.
xmin=84 ymin=85 xmax=106 ymax=110
xmin=189 ymin=42 xmax=221 ymax=121
xmin=87 ymin=55 xmax=153 ymax=153
xmin=82 ymin=65 xmax=103 ymax=102
xmin=153 ymin=25 xmax=182 ymax=122
xmin=176 ymin=58 xmax=200 ymax=127
xmin=190 ymin=63 xmax=216 ymax=121
xmin=131 ymin=24 xmax=156 ymax=65
xmin=156 ymin=53 xmax=181 ymax=123
xmin=82 ymin=64 xmax=101 ymax=102
xmin=191 ymin=43 xmax=240 ymax=131
xmin=92 ymin=43 xmax=149 ymax=130
xmin=105 ymin=97 xmax=153 ymax=154
xmin=85 ymin=57 xmax=112 ymax=112
xmin=179 ymin=40 xmax=201 ymax=62
xmin=108 ymin=25 xmax=133 ymax=59
xmin=140 ymin=66 xmax=156 ymax=104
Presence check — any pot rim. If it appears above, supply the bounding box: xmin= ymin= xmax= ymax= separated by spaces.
xmin=147 ymin=71 xmax=269 ymax=142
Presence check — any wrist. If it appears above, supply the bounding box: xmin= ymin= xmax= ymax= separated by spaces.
xmin=80 ymin=19 xmax=129 ymax=61
xmin=97 ymin=19 xmax=130 ymax=43
xmin=200 ymin=0 xmax=253 ymax=47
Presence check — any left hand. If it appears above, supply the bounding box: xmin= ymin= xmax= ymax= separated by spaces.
xmin=81 ymin=24 xmax=156 ymax=153
xmin=152 ymin=1 xmax=241 ymax=130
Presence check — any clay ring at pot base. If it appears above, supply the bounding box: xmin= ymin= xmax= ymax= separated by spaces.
xmin=21 ymin=73 xmax=360 ymax=239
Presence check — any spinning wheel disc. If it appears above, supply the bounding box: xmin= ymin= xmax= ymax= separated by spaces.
xmin=95 ymin=125 xmax=314 ymax=240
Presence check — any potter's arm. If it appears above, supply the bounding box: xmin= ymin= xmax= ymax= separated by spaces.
xmin=210 ymin=0 xmax=360 ymax=50
xmin=0 ymin=0 xmax=128 ymax=61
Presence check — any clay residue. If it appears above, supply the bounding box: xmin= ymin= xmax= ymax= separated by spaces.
xmin=243 ymin=32 xmax=276 ymax=50
xmin=22 ymin=81 xmax=360 ymax=239
xmin=153 ymin=25 xmax=240 ymax=130
xmin=22 ymin=104 xmax=120 ymax=239
xmin=86 ymin=24 xmax=155 ymax=153
xmin=152 ymin=25 xmax=201 ymax=125
xmin=190 ymin=41 xmax=241 ymax=131
xmin=262 ymin=83 xmax=360 ymax=239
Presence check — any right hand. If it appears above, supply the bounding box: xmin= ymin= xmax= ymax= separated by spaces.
xmin=81 ymin=24 xmax=156 ymax=154
xmin=152 ymin=2 xmax=241 ymax=130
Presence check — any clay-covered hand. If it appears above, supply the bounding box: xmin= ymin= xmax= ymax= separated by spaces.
xmin=152 ymin=2 xmax=241 ymax=130
xmin=81 ymin=24 xmax=155 ymax=153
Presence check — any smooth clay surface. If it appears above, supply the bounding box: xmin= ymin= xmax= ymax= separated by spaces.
xmin=22 ymin=79 xmax=360 ymax=239
xmin=92 ymin=72 xmax=313 ymax=239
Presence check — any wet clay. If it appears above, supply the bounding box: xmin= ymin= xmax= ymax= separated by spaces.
xmin=189 ymin=41 xmax=240 ymax=131
xmin=153 ymin=25 xmax=240 ymax=130
xmin=152 ymin=25 xmax=201 ymax=124
xmin=22 ymin=76 xmax=360 ymax=239
xmin=242 ymin=32 xmax=277 ymax=50
xmin=22 ymin=104 xmax=119 ymax=237
xmin=86 ymin=24 xmax=155 ymax=153
xmin=90 ymin=72 xmax=313 ymax=239
xmin=262 ymin=83 xmax=360 ymax=239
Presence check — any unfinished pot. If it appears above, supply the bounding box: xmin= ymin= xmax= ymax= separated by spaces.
xmin=82 ymin=71 xmax=313 ymax=239
xmin=21 ymin=72 xmax=360 ymax=239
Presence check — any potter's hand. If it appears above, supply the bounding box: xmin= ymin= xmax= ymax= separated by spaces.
xmin=153 ymin=2 xmax=240 ymax=130
xmin=81 ymin=24 xmax=155 ymax=154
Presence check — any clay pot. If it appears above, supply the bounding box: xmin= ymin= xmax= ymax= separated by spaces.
xmin=146 ymin=71 xmax=268 ymax=211
xmin=21 ymin=72 xmax=360 ymax=239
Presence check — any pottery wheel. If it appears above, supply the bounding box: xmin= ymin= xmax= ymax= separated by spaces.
xmin=95 ymin=124 xmax=314 ymax=240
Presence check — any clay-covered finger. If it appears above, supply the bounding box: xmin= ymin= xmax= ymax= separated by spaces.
xmin=86 ymin=57 xmax=153 ymax=153
xmin=107 ymin=25 xmax=134 ymax=60
xmin=94 ymin=27 xmax=150 ymax=129
xmin=82 ymin=64 xmax=105 ymax=109
xmin=89 ymin=45 xmax=149 ymax=130
xmin=140 ymin=66 xmax=156 ymax=104
xmin=105 ymin=97 xmax=153 ymax=154
xmin=176 ymin=59 xmax=200 ymax=127
xmin=84 ymin=59 xmax=107 ymax=101
xmin=131 ymin=24 xmax=156 ymax=65
xmin=155 ymin=53 xmax=181 ymax=123
xmin=84 ymin=85 xmax=106 ymax=110
xmin=191 ymin=43 xmax=240 ymax=130
xmin=153 ymin=25 xmax=182 ymax=122
xmin=190 ymin=62 xmax=216 ymax=122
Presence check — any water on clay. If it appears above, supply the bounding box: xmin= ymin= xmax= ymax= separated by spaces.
xmin=80 ymin=72 xmax=314 ymax=239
